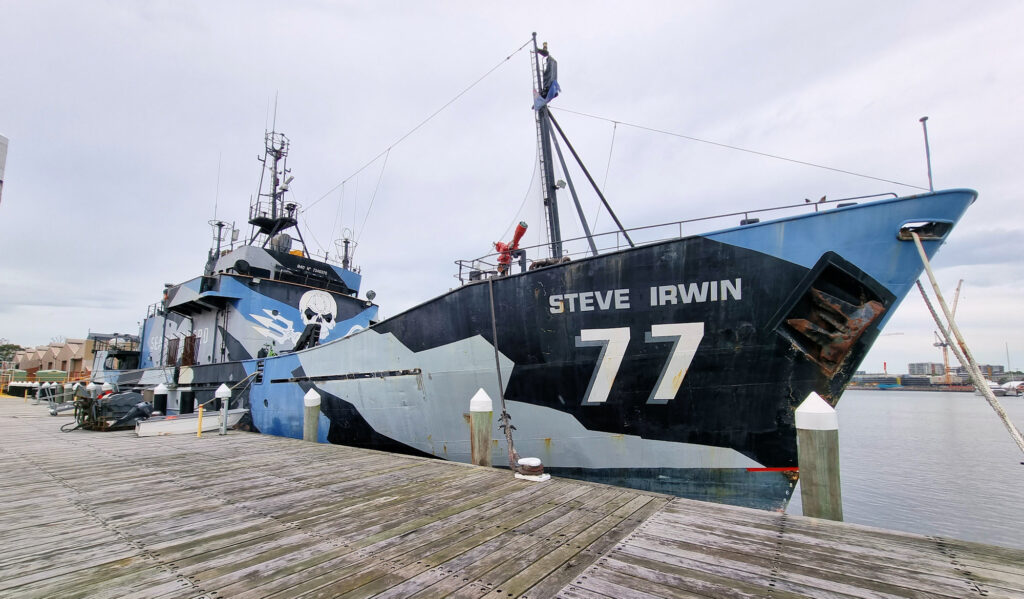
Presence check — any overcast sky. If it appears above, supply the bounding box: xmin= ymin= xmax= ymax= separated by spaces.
xmin=1 ymin=1 xmax=1021 ymax=374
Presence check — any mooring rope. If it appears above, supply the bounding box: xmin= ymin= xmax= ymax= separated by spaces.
xmin=912 ymin=232 xmax=1024 ymax=455
xmin=487 ymin=277 xmax=520 ymax=470
xmin=197 ymin=370 xmax=259 ymax=409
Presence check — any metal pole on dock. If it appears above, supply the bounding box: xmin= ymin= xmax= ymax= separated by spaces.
xmin=796 ymin=391 xmax=843 ymax=521
xmin=216 ymin=384 xmax=231 ymax=436
xmin=303 ymin=388 xmax=321 ymax=442
xmin=469 ymin=388 xmax=493 ymax=467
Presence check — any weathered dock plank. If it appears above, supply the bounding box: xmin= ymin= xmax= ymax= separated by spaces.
xmin=1 ymin=397 xmax=1022 ymax=599
xmin=0 ymin=400 xmax=668 ymax=598
xmin=561 ymin=497 xmax=1024 ymax=599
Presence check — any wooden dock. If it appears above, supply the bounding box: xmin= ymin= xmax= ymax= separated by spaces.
xmin=1 ymin=397 xmax=1022 ymax=598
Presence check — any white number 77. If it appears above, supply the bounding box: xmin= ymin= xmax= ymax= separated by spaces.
xmin=575 ymin=322 xmax=704 ymax=405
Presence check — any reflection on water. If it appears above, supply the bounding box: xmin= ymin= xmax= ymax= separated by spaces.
xmin=787 ymin=389 xmax=1024 ymax=549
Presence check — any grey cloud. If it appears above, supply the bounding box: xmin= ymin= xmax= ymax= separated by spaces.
xmin=1 ymin=1 xmax=1022 ymax=357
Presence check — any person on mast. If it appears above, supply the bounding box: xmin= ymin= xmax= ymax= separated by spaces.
xmin=533 ymin=42 xmax=560 ymax=110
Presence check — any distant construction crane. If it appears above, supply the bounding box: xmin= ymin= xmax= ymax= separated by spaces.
xmin=933 ymin=279 xmax=964 ymax=383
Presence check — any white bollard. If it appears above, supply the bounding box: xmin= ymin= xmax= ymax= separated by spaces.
xmin=796 ymin=392 xmax=843 ymax=521
xmin=303 ymin=388 xmax=321 ymax=442
xmin=469 ymin=388 xmax=493 ymax=467
xmin=216 ymin=384 xmax=232 ymax=436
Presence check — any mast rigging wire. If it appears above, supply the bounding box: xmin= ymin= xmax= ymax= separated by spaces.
xmin=553 ymin=106 xmax=929 ymax=191
xmin=303 ymin=38 xmax=534 ymax=217
xmin=592 ymin=121 xmax=618 ymax=231
xmin=499 ymin=148 xmax=539 ymax=243
xmin=302 ymin=212 xmax=326 ymax=256
xmin=356 ymin=149 xmax=390 ymax=244
xmin=329 ymin=183 xmax=345 ymax=251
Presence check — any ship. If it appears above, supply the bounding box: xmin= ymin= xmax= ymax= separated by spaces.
xmin=91 ymin=37 xmax=975 ymax=510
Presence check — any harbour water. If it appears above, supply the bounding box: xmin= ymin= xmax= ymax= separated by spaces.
xmin=787 ymin=389 xmax=1024 ymax=549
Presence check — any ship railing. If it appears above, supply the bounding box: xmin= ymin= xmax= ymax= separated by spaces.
xmin=91 ymin=338 xmax=141 ymax=354
xmin=455 ymin=192 xmax=897 ymax=284
xmin=248 ymin=197 xmax=302 ymax=225
xmin=146 ymin=302 xmax=165 ymax=318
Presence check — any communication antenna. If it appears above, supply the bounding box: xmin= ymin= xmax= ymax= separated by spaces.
xmin=334 ymin=228 xmax=357 ymax=271
xmin=919 ymin=116 xmax=934 ymax=192
xmin=213 ymin=152 xmax=222 ymax=222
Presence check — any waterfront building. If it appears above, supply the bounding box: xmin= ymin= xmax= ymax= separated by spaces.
xmin=909 ymin=362 xmax=945 ymax=375
xmin=955 ymin=364 xmax=1004 ymax=377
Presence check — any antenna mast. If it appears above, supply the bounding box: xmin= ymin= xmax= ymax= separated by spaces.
xmin=919 ymin=116 xmax=934 ymax=192
xmin=532 ymin=33 xmax=563 ymax=259
xmin=529 ymin=34 xmax=633 ymax=259
xmin=247 ymin=131 xmax=307 ymax=256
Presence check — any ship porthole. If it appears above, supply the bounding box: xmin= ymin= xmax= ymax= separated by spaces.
xmin=263 ymin=398 xmax=269 ymax=407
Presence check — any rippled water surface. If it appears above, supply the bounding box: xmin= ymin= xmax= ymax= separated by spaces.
xmin=786 ymin=389 xmax=1024 ymax=549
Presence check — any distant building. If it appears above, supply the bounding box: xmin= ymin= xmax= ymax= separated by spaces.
xmin=909 ymin=362 xmax=945 ymax=376
xmin=955 ymin=364 xmax=1004 ymax=377
xmin=12 ymin=338 xmax=93 ymax=377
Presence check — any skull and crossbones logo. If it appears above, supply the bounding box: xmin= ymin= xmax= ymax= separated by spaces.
xmin=299 ymin=290 xmax=337 ymax=340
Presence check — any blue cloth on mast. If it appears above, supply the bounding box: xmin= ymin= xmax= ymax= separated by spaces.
xmin=533 ymin=80 xmax=561 ymax=110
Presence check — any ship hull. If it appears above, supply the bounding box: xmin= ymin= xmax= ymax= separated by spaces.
xmin=101 ymin=189 xmax=976 ymax=510
xmin=239 ymin=189 xmax=975 ymax=510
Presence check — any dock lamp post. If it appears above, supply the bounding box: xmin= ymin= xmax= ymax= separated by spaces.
xmin=216 ymin=384 xmax=232 ymax=436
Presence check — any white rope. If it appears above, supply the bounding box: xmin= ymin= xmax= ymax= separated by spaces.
xmin=912 ymin=232 xmax=1024 ymax=455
